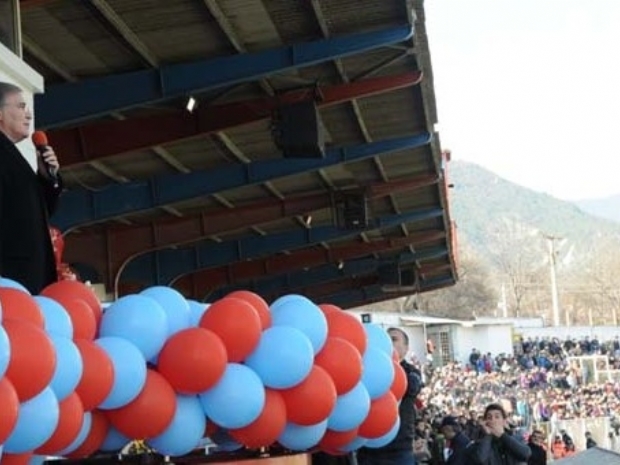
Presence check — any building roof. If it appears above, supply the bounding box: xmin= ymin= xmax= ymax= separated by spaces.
xmin=16 ymin=0 xmax=458 ymax=307
xmin=556 ymin=447 xmax=620 ymax=464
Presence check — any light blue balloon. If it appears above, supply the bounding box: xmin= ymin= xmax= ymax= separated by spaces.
xmin=339 ymin=436 xmax=368 ymax=452
xmin=364 ymin=323 xmax=393 ymax=356
xmin=361 ymin=346 xmax=394 ymax=399
xmin=34 ymin=296 xmax=73 ymax=339
xmin=140 ymin=286 xmax=190 ymax=337
xmin=101 ymin=426 xmax=130 ymax=452
xmin=96 ymin=337 xmax=147 ymax=409
xmin=147 ymin=395 xmax=206 ymax=456
xmin=199 ymin=363 xmax=265 ymax=429
xmin=327 ymin=382 xmax=371 ymax=432
xmin=57 ymin=412 xmax=92 ymax=456
xmin=50 ymin=336 xmax=84 ymax=401
xmin=0 ymin=324 xmax=10 ymax=378
xmin=4 ymin=386 xmax=59 ymax=454
xmin=100 ymin=294 xmax=169 ymax=360
xmin=187 ymin=300 xmax=210 ymax=327
xmin=29 ymin=456 xmax=47 ymax=465
xmin=363 ymin=417 xmax=401 ymax=448
xmin=278 ymin=420 xmax=328 ymax=451
xmin=0 ymin=277 xmax=30 ymax=294
xmin=270 ymin=294 xmax=327 ymax=354
xmin=245 ymin=326 xmax=314 ymax=389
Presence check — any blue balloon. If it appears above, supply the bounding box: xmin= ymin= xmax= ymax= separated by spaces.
xmin=4 ymin=386 xmax=59 ymax=454
xmin=101 ymin=426 xmax=131 ymax=452
xmin=0 ymin=277 xmax=30 ymax=294
xmin=245 ymin=326 xmax=314 ymax=389
xmin=364 ymin=323 xmax=393 ymax=356
xmin=99 ymin=294 xmax=169 ymax=360
xmin=96 ymin=337 xmax=147 ymax=409
xmin=199 ymin=363 xmax=265 ymax=429
xmin=34 ymin=296 xmax=73 ymax=339
xmin=339 ymin=436 xmax=368 ymax=452
xmin=270 ymin=294 xmax=327 ymax=353
xmin=187 ymin=300 xmax=210 ymax=327
xmin=327 ymin=382 xmax=371 ymax=432
xmin=147 ymin=395 xmax=206 ymax=456
xmin=361 ymin=346 xmax=394 ymax=399
xmin=278 ymin=420 xmax=328 ymax=451
xmin=0 ymin=324 xmax=10 ymax=378
xmin=208 ymin=427 xmax=243 ymax=452
xmin=363 ymin=417 xmax=401 ymax=448
xmin=140 ymin=286 xmax=190 ymax=337
xmin=29 ymin=456 xmax=47 ymax=465
xmin=49 ymin=336 xmax=84 ymax=401
xmin=57 ymin=412 xmax=92 ymax=456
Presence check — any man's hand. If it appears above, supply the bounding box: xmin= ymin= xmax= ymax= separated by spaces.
xmin=37 ymin=146 xmax=60 ymax=179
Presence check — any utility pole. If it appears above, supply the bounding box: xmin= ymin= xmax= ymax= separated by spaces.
xmin=543 ymin=234 xmax=562 ymax=326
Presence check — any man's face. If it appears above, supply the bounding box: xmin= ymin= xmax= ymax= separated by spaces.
xmin=388 ymin=329 xmax=408 ymax=359
xmin=485 ymin=409 xmax=506 ymax=432
xmin=0 ymin=91 xmax=32 ymax=143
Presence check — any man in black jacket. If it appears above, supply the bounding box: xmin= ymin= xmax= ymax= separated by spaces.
xmin=466 ymin=403 xmax=531 ymax=465
xmin=357 ymin=327 xmax=422 ymax=465
xmin=439 ymin=416 xmax=471 ymax=465
xmin=526 ymin=430 xmax=546 ymax=465
xmin=0 ymin=81 xmax=62 ymax=294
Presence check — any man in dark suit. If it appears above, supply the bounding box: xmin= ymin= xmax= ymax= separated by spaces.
xmin=439 ymin=416 xmax=471 ymax=465
xmin=0 ymin=81 xmax=62 ymax=294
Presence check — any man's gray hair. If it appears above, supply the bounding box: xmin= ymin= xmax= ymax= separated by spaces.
xmin=0 ymin=82 xmax=23 ymax=105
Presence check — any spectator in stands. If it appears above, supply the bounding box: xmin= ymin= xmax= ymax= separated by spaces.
xmin=466 ymin=403 xmax=531 ymax=465
xmin=585 ymin=431 xmax=597 ymax=449
xmin=526 ymin=430 xmax=546 ymax=465
xmin=439 ymin=416 xmax=471 ymax=465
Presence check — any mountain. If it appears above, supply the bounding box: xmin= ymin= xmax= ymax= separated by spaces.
xmin=447 ymin=160 xmax=620 ymax=269
xmin=575 ymin=195 xmax=620 ymax=224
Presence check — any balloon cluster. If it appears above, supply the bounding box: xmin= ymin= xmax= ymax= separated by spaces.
xmin=0 ymin=278 xmax=407 ymax=464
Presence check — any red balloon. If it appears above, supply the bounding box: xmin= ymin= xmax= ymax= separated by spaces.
xmin=358 ymin=391 xmax=399 ymax=439
xmin=106 ymin=369 xmax=176 ymax=439
xmin=74 ymin=339 xmax=114 ymax=411
xmin=199 ymin=297 xmax=262 ymax=362
xmin=0 ymin=288 xmax=44 ymax=328
xmin=0 ymin=377 xmax=19 ymax=444
xmin=325 ymin=311 xmax=367 ymax=356
xmin=62 ymin=299 xmax=97 ymax=340
xmin=4 ymin=319 xmax=56 ymax=401
xmin=314 ymin=337 xmax=363 ymax=394
xmin=0 ymin=453 xmax=33 ymax=464
xmin=229 ymin=389 xmax=287 ymax=448
xmin=157 ymin=327 xmax=227 ymax=394
xmin=41 ymin=280 xmax=102 ymax=327
xmin=318 ymin=303 xmax=342 ymax=316
xmin=280 ymin=365 xmax=336 ymax=426
xmin=390 ymin=361 xmax=407 ymax=401
xmin=36 ymin=392 xmax=85 ymax=455
xmin=319 ymin=428 xmax=358 ymax=451
xmin=226 ymin=290 xmax=272 ymax=330
xmin=66 ymin=410 xmax=110 ymax=459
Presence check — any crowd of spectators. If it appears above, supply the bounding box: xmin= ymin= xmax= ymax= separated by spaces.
xmin=409 ymin=335 xmax=620 ymax=463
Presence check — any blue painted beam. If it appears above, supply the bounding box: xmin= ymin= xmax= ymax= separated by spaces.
xmin=53 ymin=132 xmax=432 ymax=231
xmin=322 ymin=275 xmax=457 ymax=308
xmin=205 ymin=246 xmax=447 ymax=301
xmin=121 ymin=208 xmax=444 ymax=286
xmin=35 ymin=26 xmax=413 ymax=128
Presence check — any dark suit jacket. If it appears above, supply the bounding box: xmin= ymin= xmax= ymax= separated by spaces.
xmin=0 ymin=131 xmax=62 ymax=294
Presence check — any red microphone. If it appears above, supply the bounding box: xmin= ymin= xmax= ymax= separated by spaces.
xmin=32 ymin=130 xmax=58 ymax=187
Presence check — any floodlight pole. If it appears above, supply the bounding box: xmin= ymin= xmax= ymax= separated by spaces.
xmin=544 ymin=234 xmax=561 ymax=326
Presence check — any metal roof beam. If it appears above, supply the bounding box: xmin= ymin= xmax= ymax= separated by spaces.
xmin=52 ymin=131 xmax=432 ymax=231
xmin=47 ymin=71 xmax=421 ymax=167
xmin=119 ymin=208 xmax=444 ymax=288
xmin=63 ymin=173 xmax=439 ymax=288
xmin=171 ymin=230 xmax=446 ymax=297
xmin=35 ymin=25 xmax=414 ymax=128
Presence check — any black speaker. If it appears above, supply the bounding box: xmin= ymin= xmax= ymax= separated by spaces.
xmin=342 ymin=193 xmax=368 ymax=229
xmin=378 ymin=264 xmax=401 ymax=286
xmin=399 ymin=268 xmax=417 ymax=287
xmin=273 ymin=100 xmax=325 ymax=158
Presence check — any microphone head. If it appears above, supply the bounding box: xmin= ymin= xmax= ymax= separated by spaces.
xmin=32 ymin=130 xmax=48 ymax=147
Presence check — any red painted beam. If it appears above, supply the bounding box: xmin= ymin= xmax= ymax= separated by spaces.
xmin=64 ymin=173 xmax=439 ymax=288
xmin=48 ymin=72 xmax=422 ymax=167
xmin=172 ymin=229 xmax=446 ymax=298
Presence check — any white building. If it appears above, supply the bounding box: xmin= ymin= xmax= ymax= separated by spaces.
xmin=347 ymin=311 xmax=515 ymax=366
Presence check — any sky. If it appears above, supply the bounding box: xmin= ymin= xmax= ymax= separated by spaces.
xmin=424 ymin=0 xmax=620 ymax=201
